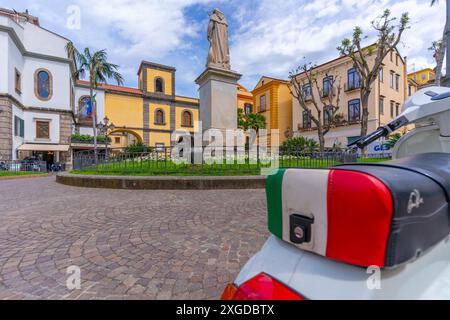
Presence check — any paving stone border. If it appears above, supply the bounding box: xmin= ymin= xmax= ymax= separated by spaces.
xmin=0 ymin=173 xmax=52 ymax=181
xmin=56 ymin=172 xmax=267 ymax=190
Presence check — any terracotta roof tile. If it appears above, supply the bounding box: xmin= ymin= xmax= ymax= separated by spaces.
xmin=76 ymin=80 xmax=142 ymax=95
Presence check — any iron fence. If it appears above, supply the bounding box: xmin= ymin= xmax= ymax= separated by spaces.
xmin=73 ymin=147 xmax=392 ymax=176
xmin=0 ymin=160 xmax=47 ymax=173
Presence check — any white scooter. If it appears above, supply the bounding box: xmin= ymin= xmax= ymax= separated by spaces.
xmin=221 ymin=87 xmax=450 ymax=300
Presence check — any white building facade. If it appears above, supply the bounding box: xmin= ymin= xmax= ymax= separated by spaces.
xmin=0 ymin=9 xmax=75 ymax=168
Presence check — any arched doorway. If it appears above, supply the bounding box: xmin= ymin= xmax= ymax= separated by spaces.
xmin=109 ymin=129 xmax=144 ymax=151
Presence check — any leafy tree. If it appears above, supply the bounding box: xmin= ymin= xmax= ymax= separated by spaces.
xmin=289 ymin=62 xmax=342 ymax=152
xmin=71 ymin=133 xmax=109 ymax=143
xmin=237 ymin=108 xmax=267 ymax=132
xmin=66 ymin=43 xmax=123 ymax=161
xmin=337 ymin=9 xmax=409 ymax=154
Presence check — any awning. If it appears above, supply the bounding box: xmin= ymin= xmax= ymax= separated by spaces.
xmin=17 ymin=144 xmax=70 ymax=152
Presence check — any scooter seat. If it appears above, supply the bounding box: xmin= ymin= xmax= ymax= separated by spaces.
xmin=375 ymin=153 xmax=450 ymax=200
xmin=266 ymin=153 xmax=450 ymax=268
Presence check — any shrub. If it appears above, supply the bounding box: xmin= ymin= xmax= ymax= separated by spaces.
xmin=125 ymin=142 xmax=151 ymax=154
xmin=385 ymin=133 xmax=403 ymax=149
xmin=281 ymin=137 xmax=319 ymax=154
xmin=71 ymin=133 xmax=109 ymax=143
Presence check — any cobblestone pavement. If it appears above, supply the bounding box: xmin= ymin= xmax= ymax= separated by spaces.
xmin=0 ymin=176 xmax=268 ymax=300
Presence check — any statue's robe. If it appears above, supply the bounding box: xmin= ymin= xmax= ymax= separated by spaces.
xmin=207 ymin=14 xmax=230 ymax=69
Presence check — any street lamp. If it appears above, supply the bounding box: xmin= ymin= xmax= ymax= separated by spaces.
xmin=97 ymin=116 xmax=116 ymax=161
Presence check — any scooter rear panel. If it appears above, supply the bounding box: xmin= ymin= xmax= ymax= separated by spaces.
xmin=266 ymin=153 xmax=450 ymax=268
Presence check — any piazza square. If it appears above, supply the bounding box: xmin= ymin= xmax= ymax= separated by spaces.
xmin=1 ymin=0 xmax=450 ymax=308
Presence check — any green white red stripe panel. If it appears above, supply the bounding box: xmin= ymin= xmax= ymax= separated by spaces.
xmin=267 ymin=169 xmax=394 ymax=268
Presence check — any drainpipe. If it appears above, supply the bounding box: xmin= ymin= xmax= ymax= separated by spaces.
xmin=377 ymin=72 xmax=381 ymax=129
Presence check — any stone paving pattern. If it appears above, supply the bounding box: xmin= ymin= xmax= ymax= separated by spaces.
xmin=0 ymin=176 xmax=268 ymax=299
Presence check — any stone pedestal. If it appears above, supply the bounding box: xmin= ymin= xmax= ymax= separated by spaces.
xmin=195 ymin=67 xmax=242 ymax=132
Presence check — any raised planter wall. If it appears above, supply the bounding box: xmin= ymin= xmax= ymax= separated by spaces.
xmin=56 ymin=173 xmax=267 ymax=190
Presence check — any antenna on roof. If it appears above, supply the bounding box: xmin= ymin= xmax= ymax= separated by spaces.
xmin=12 ymin=9 xmax=20 ymax=22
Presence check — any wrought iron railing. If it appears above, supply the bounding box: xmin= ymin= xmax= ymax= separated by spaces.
xmin=72 ymin=147 xmax=392 ymax=176
xmin=0 ymin=160 xmax=47 ymax=173
xmin=344 ymin=81 xmax=361 ymax=92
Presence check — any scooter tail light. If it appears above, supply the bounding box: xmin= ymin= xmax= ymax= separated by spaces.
xmin=221 ymin=273 xmax=304 ymax=300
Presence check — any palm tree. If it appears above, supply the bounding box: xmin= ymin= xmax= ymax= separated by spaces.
xmin=66 ymin=42 xmax=123 ymax=161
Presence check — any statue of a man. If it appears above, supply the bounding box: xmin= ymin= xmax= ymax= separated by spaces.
xmin=207 ymin=9 xmax=230 ymax=70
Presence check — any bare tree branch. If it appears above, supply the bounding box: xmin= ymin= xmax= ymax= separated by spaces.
xmin=289 ymin=62 xmax=342 ymax=151
xmin=337 ymin=9 xmax=409 ymax=154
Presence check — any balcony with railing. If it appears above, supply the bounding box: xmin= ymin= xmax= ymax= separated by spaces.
xmin=344 ymin=81 xmax=361 ymax=92
xmin=321 ymin=87 xmax=336 ymax=98
xmin=297 ymin=116 xmax=362 ymax=132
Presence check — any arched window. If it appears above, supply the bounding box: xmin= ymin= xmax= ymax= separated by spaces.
xmin=155 ymin=77 xmax=164 ymax=93
xmin=181 ymin=110 xmax=193 ymax=127
xmin=35 ymin=69 xmax=53 ymax=100
xmin=78 ymin=96 xmax=93 ymax=120
xmin=154 ymin=109 xmax=165 ymax=125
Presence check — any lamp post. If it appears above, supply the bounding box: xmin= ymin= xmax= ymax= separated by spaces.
xmin=97 ymin=116 xmax=116 ymax=161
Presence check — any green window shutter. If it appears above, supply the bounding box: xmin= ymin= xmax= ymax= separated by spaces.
xmin=14 ymin=116 xmax=18 ymax=136
xmin=20 ymin=119 xmax=25 ymax=138
xmin=266 ymin=169 xmax=286 ymax=239
xmin=347 ymin=136 xmax=361 ymax=145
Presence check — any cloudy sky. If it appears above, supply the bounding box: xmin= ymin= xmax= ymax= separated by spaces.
xmin=4 ymin=0 xmax=446 ymax=97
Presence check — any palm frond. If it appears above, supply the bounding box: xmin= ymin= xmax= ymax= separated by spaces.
xmin=66 ymin=44 xmax=123 ymax=88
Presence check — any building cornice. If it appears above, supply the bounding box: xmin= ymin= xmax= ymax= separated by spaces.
xmin=138 ymin=61 xmax=176 ymax=75
xmin=144 ymin=94 xmax=199 ymax=108
xmin=252 ymin=81 xmax=284 ymax=95
xmin=106 ymin=88 xmax=142 ymax=98
xmin=294 ymin=45 xmax=406 ymax=79
xmin=0 ymin=93 xmax=75 ymax=117
xmin=0 ymin=25 xmax=73 ymax=66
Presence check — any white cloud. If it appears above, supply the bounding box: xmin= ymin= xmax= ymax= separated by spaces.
xmin=2 ymin=0 xmax=446 ymax=95
xmin=230 ymin=0 xmax=445 ymax=90
xmin=77 ymin=0 xmax=210 ymax=59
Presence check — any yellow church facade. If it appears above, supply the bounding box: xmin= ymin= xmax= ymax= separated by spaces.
xmin=76 ymin=61 xmax=200 ymax=150
xmin=75 ymin=61 xmax=261 ymax=151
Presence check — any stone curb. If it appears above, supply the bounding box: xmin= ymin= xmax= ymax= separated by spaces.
xmin=56 ymin=172 xmax=267 ymax=190
xmin=0 ymin=173 xmax=52 ymax=181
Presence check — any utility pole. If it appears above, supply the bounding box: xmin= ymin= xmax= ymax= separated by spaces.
xmin=445 ymin=0 xmax=450 ymax=87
